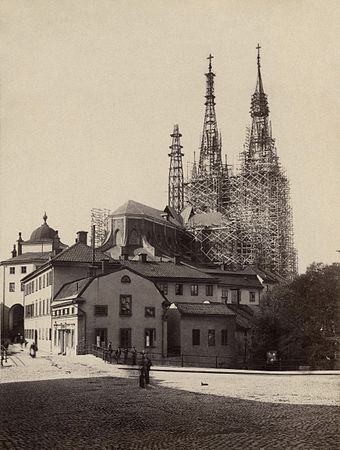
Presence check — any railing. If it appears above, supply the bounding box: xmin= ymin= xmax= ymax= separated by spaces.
xmin=80 ymin=345 xmax=337 ymax=371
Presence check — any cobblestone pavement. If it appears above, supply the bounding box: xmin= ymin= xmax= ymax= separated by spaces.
xmin=0 ymin=348 xmax=339 ymax=449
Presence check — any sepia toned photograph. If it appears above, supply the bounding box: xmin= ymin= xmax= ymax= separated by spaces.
xmin=0 ymin=1 xmax=339 ymax=449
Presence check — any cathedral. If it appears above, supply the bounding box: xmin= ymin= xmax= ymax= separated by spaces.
xmin=170 ymin=47 xmax=297 ymax=278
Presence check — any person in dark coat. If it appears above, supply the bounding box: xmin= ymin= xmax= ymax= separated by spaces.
xmin=115 ymin=347 xmax=121 ymax=364
xmin=123 ymin=348 xmax=129 ymax=364
xmin=145 ymin=357 xmax=152 ymax=385
xmin=30 ymin=342 xmax=38 ymax=358
xmin=131 ymin=347 xmax=137 ymax=365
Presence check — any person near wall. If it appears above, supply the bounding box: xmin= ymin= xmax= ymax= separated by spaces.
xmin=115 ymin=347 xmax=121 ymax=364
xmin=131 ymin=347 xmax=137 ymax=365
xmin=123 ymin=348 xmax=129 ymax=364
xmin=30 ymin=342 xmax=38 ymax=358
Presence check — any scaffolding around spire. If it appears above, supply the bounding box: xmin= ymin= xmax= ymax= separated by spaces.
xmin=168 ymin=124 xmax=184 ymax=214
xmin=184 ymin=48 xmax=297 ymax=278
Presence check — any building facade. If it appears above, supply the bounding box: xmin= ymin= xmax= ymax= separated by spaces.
xmin=0 ymin=214 xmax=66 ymax=342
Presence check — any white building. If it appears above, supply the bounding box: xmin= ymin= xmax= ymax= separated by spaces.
xmin=0 ymin=214 xmax=66 ymax=342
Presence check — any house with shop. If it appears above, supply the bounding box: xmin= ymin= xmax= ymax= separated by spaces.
xmin=167 ymin=302 xmax=236 ymax=367
xmin=0 ymin=214 xmax=67 ymax=341
xmin=52 ymin=267 xmax=169 ymax=357
xmin=22 ymin=231 xmax=119 ymax=352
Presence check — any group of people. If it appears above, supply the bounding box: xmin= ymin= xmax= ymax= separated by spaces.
xmin=103 ymin=343 xmax=152 ymax=387
xmin=104 ymin=343 xmax=139 ymax=365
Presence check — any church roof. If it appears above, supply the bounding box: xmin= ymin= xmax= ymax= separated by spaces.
xmin=111 ymin=200 xmax=183 ymax=228
xmin=26 ymin=213 xmax=65 ymax=245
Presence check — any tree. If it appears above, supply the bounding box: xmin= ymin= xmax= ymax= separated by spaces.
xmin=251 ymin=263 xmax=340 ymax=368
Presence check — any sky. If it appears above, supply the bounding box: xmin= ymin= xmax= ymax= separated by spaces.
xmin=1 ymin=0 xmax=340 ymax=272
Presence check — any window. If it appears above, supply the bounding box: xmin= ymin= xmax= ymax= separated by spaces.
xmin=21 ymin=266 xmax=27 ymax=274
xmin=94 ymin=305 xmax=108 ymax=316
xmin=231 ymin=289 xmax=240 ymax=304
xmin=25 ymin=304 xmax=34 ymax=318
xmin=21 ymin=283 xmax=25 ymax=292
xmin=9 ymin=282 xmax=15 ymax=292
xmin=120 ymin=328 xmax=131 ymax=348
xmin=95 ymin=328 xmax=107 ymax=347
xmin=39 ymin=301 xmax=42 ymax=316
xmin=158 ymin=283 xmax=168 ymax=295
xmin=145 ymin=328 xmax=156 ymax=347
xmin=43 ymin=275 xmax=45 ymax=289
xmin=145 ymin=307 xmax=155 ymax=318
xmin=175 ymin=284 xmax=183 ymax=295
xmin=42 ymin=299 xmax=45 ymax=315
xmin=190 ymin=284 xmax=198 ymax=296
xmin=221 ymin=329 xmax=228 ymax=345
xmin=35 ymin=279 xmax=38 ymax=291
xmin=39 ymin=277 xmax=42 ymax=290
xmin=192 ymin=329 xmax=200 ymax=346
xmin=249 ymin=291 xmax=256 ymax=303
xmin=31 ymin=281 xmax=34 ymax=294
xmin=71 ymin=307 xmax=74 ymax=314
xmin=120 ymin=295 xmax=132 ymax=316
xmin=206 ymin=284 xmax=213 ymax=296
xmin=121 ymin=275 xmax=131 ymax=284
xmin=9 ymin=267 xmax=15 ymax=274
xmin=208 ymin=329 xmax=216 ymax=346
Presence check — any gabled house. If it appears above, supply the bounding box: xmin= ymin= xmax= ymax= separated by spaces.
xmin=52 ymin=267 xmax=169 ymax=356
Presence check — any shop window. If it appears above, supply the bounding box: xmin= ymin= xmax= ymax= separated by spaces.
xmin=145 ymin=328 xmax=156 ymax=347
xmin=192 ymin=329 xmax=200 ymax=345
xmin=206 ymin=284 xmax=213 ymax=296
xmin=9 ymin=282 xmax=15 ymax=292
xmin=208 ymin=329 xmax=216 ymax=346
xmin=120 ymin=328 xmax=131 ymax=348
xmin=175 ymin=284 xmax=183 ymax=295
xmin=145 ymin=307 xmax=155 ymax=318
xmin=9 ymin=267 xmax=15 ymax=274
xmin=95 ymin=328 xmax=107 ymax=347
xmin=190 ymin=284 xmax=198 ymax=296
xmin=158 ymin=283 xmax=168 ymax=295
xmin=94 ymin=305 xmax=108 ymax=316
xmin=221 ymin=329 xmax=228 ymax=345
xmin=120 ymin=295 xmax=132 ymax=316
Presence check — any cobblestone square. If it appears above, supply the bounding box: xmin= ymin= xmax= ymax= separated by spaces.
xmin=0 ymin=348 xmax=339 ymax=449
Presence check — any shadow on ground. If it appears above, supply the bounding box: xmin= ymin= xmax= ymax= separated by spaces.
xmin=1 ymin=375 xmax=339 ymax=450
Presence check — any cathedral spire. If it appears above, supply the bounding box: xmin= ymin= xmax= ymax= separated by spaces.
xmin=198 ymin=54 xmax=223 ymax=177
xmin=251 ymin=44 xmax=269 ymax=118
xmin=168 ymin=124 xmax=184 ymax=214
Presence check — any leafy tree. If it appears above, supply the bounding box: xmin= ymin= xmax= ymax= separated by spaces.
xmin=251 ymin=263 xmax=340 ymax=367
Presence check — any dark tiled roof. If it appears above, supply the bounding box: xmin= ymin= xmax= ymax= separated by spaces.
xmin=51 ymin=242 xmax=113 ymax=263
xmin=54 ymin=277 xmax=93 ymax=301
xmin=111 ymin=200 xmax=183 ymax=228
xmin=1 ymin=252 xmax=51 ymax=265
xmin=202 ymin=269 xmax=263 ymax=288
xmin=242 ymin=265 xmax=286 ymax=283
xmin=121 ymin=260 xmax=216 ymax=281
xmin=175 ymin=302 xmax=235 ymax=317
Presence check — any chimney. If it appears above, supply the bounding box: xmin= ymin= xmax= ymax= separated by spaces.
xmin=76 ymin=231 xmax=88 ymax=245
xmin=11 ymin=244 xmax=17 ymax=258
xmin=139 ymin=253 xmax=147 ymax=263
xmin=101 ymin=257 xmax=110 ymax=274
xmin=17 ymin=232 xmax=23 ymax=256
xmin=174 ymin=255 xmax=181 ymax=265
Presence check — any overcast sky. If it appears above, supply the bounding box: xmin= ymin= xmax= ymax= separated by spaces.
xmin=1 ymin=0 xmax=339 ymax=272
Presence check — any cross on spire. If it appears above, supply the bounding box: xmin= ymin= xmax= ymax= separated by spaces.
xmin=256 ymin=43 xmax=261 ymax=68
xmin=207 ymin=53 xmax=214 ymax=72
